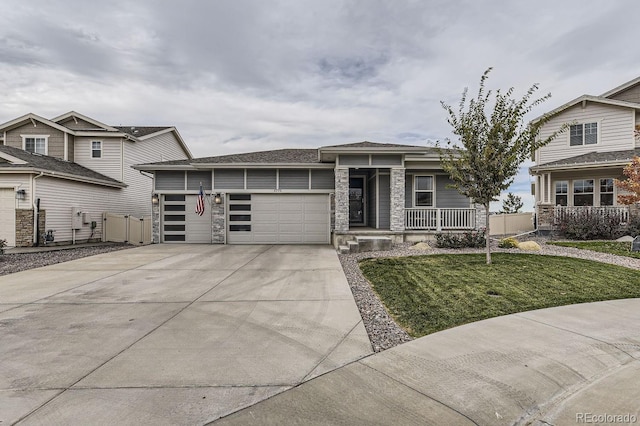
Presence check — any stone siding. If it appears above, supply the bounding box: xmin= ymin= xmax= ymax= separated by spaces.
xmin=152 ymin=199 xmax=160 ymax=243
xmin=15 ymin=209 xmax=46 ymax=247
xmin=475 ymin=203 xmax=488 ymax=231
xmin=390 ymin=168 xmax=405 ymax=231
xmin=334 ymin=168 xmax=349 ymax=232
xmin=212 ymin=194 xmax=225 ymax=243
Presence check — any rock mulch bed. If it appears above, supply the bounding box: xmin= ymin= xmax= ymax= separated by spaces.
xmin=0 ymin=243 xmax=134 ymax=276
xmin=339 ymin=237 xmax=640 ymax=352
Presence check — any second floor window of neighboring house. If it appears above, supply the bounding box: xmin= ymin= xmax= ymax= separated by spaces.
xmin=23 ymin=136 xmax=47 ymax=154
xmin=414 ymin=175 xmax=434 ymax=207
xmin=569 ymin=123 xmax=598 ymax=146
xmin=600 ymin=178 xmax=614 ymax=206
xmin=573 ymin=179 xmax=594 ymax=206
xmin=555 ymin=181 xmax=568 ymax=206
xmin=91 ymin=141 xmax=102 ymax=158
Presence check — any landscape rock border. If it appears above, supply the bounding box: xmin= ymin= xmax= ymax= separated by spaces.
xmin=339 ymin=237 xmax=640 ymax=352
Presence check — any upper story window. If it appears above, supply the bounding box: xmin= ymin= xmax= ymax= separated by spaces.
xmin=91 ymin=141 xmax=102 ymax=158
xmin=414 ymin=175 xmax=434 ymax=207
xmin=569 ymin=123 xmax=598 ymax=146
xmin=22 ymin=136 xmax=48 ymax=155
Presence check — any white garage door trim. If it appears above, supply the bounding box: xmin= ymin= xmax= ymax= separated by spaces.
xmin=227 ymin=194 xmax=330 ymax=244
xmin=0 ymin=188 xmax=16 ymax=247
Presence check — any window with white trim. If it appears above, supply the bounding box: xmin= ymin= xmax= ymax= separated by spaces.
xmin=573 ymin=179 xmax=594 ymax=206
xmin=599 ymin=178 xmax=614 ymax=206
xmin=414 ymin=175 xmax=434 ymax=207
xmin=569 ymin=123 xmax=598 ymax=146
xmin=91 ymin=141 xmax=102 ymax=158
xmin=555 ymin=181 xmax=568 ymax=206
xmin=23 ymin=136 xmax=47 ymax=154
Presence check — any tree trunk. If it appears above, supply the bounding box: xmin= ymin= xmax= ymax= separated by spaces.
xmin=485 ymin=203 xmax=491 ymax=265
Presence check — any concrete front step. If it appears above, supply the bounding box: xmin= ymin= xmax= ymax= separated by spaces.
xmin=338 ymin=245 xmax=351 ymax=254
xmin=347 ymin=240 xmax=360 ymax=253
xmin=355 ymin=236 xmax=392 ymax=252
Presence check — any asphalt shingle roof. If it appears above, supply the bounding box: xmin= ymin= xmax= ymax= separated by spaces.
xmin=0 ymin=145 xmax=125 ymax=186
xmin=321 ymin=141 xmax=426 ymax=149
xmin=536 ymin=148 xmax=640 ymax=168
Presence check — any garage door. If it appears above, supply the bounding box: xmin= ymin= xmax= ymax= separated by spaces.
xmin=162 ymin=194 xmax=212 ymax=243
xmin=227 ymin=194 xmax=330 ymax=244
xmin=0 ymin=188 xmax=16 ymax=247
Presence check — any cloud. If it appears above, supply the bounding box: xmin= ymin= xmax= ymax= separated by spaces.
xmin=1 ymin=0 xmax=640 ymax=208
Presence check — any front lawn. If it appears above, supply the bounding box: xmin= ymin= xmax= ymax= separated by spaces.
xmin=359 ymin=253 xmax=640 ymax=337
xmin=547 ymin=241 xmax=640 ymax=259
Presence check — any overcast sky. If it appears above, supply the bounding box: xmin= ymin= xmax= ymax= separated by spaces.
xmin=2 ymin=0 xmax=639 ymax=210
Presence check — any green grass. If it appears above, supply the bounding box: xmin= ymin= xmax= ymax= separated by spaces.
xmin=359 ymin=253 xmax=640 ymax=337
xmin=547 ymin=240 xmax=640 ymax=259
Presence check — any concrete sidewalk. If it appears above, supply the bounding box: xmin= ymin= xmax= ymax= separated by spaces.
xmin=0 ymin=244 xmax=372 ymax=425
xmin=213 ymin=299 xmax=640 ymax=425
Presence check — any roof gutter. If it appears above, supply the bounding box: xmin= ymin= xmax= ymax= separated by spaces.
xmin=530 ymin=159 xmax=633 ymax=173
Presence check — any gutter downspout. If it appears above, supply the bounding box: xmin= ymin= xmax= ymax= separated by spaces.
xmin=32 ymin=172 xmax=44 ymax=246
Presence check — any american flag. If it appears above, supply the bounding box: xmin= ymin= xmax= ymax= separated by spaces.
xmin=195 ymin=184 xmax=205 ymax=216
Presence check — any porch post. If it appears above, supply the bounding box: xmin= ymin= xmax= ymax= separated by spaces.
xmin=334 ymin=167 xmax=349 ymax=232
xmin=390 ymin=168 xmax=405 ymax=232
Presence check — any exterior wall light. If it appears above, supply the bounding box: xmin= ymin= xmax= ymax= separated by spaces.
xmin=214 ymin=193 xmax=222 ymax=204
xmin=16 ymin=189 xmax=26 ymax=200
xmin=152 ymin=193 xmax=159 ymax=205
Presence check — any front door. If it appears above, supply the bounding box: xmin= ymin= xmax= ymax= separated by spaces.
xmin=349 ymin=176 xmax=366 ymax=226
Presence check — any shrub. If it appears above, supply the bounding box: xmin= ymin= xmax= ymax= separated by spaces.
xmin=626 ymin=215 xmax=640 ymax=237
xmin=498 ymin=237 xmax=519 ymax=248
xmin=554 ymin=209 xmax=625 ymax=240
xmin=0 ymin=238 xmax=6 ymax=255
xmin=434 ymin=229 xmax=486 ymax=249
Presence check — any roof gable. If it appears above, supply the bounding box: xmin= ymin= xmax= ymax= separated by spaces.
xmin=0 ymin=113 xmax=73 ymax=134
xmin=51 ymin=111 xmax=119 ymax=132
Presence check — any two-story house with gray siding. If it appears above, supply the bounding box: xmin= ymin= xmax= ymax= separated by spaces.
xmin=135 ymin=142 xmax=482 ymax=247
xmin=0 ymin=111 xmax=192 ymax=247
xmin=530 ymin=76 xmax=640 ymax=231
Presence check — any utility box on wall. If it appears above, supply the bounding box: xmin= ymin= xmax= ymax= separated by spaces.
xmin=71 ymin=207 xmax=83 ymax=230
xmin=82 ymin=212 xmax=90 ymax=224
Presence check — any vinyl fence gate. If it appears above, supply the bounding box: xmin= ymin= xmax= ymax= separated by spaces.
xmin=102 ymin=213 xmax=152 ymax=245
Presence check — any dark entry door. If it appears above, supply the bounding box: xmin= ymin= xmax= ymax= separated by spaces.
xmin=349 ymin=176 xmax=365 ymax=225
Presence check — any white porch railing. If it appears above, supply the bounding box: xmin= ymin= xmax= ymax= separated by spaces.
xmin=405 ymin=208 xmax=476 ymax=231
xmin=554 ymin=206 xmax=630 ymax=223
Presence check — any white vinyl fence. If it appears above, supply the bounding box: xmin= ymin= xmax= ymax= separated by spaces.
xmin=489 ymin=213 xmax=534 ymax=236
xmin=102 ymin=213 xmax=152 ymax=245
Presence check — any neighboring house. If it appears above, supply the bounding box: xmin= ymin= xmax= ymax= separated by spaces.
xmin=134 ymin=142 xmax=483 ymax=246
xmin=530 ymin=76 xmax=640 ymax=231
xmin=0 ymin=111 xmax=192 ymax=247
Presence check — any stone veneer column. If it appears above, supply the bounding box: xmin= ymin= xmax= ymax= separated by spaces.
xmin=334 ymin=168 xmax=349 ymax=232
xmin=211 ymin=193 xmax=225 ymax=243
xmin=474 ymin=203 xmax=487 ymax=231
xmin=152 ymin=197 xmax=160 ymax=244
xmin=390 ymin=168 xmax=405 ymax=232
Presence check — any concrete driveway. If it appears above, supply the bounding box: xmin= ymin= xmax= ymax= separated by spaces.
xmin=0 ymin=244 xmax=372 ymax=425
xmin=214 ymin=298 xmax=640 ymax=425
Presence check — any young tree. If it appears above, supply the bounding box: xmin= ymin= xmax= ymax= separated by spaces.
xmin=615 ymin=156 xmax=640 ymax=205
xmin=440 ymin=68 xmax=565 ymax=264
xmin=501 ymin=192 xmax=524 ymax=214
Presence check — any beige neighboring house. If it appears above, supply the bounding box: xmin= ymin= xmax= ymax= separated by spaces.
xmin=0 ymin=111 xmax=192 ymax=247
xmin=530 ymin=76 xmax=640 ymax=231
